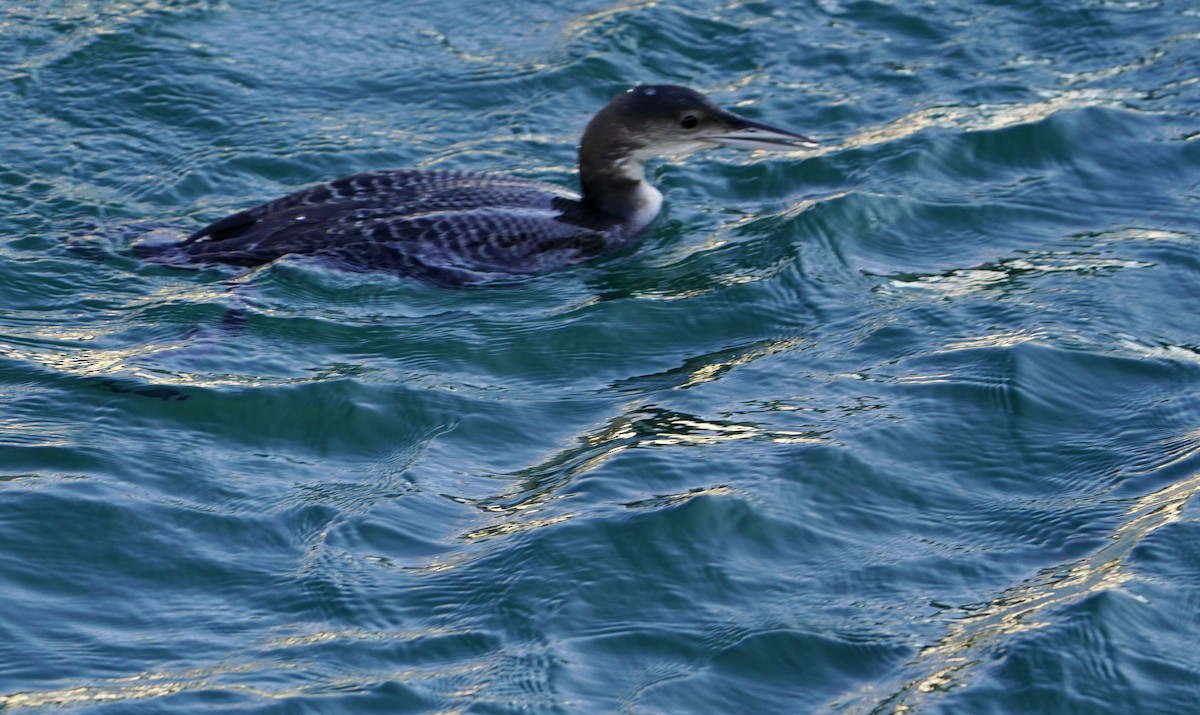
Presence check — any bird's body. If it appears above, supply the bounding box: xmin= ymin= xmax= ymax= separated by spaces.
xmin=144 ymin=85 xmax=816 ymax=284
xmin=176 ymin=169 xmax=626 ymax=285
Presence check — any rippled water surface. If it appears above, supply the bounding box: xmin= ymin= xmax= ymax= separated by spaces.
xmin=3 ymin=0 xmax=1200 ymax=712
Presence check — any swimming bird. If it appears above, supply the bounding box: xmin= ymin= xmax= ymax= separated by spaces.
xmin=148 ymin=85 xmax=817 ymax=285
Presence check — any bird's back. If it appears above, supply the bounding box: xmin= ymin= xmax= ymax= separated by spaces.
xmin=161 ymin=169 xmax=627 ymax=284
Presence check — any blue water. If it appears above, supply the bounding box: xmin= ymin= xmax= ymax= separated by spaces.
xmin=2 ymin=1 xmax=1200 ymax=712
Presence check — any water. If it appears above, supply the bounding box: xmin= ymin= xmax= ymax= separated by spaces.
xmin=2 ymin=0 xmax=1199 ymax=712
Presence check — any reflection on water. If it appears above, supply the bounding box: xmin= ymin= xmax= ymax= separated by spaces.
xmin=838 ymin=464 xmax=1200 ymax=714
xmin=825 ymin=88 xmax=1137 ymax=158
xmin=0 ymin=678 xmax=191 ymax=710
xmin=454 ymin=403 xmax=829 ymax=542
xmin=3 ymin=0 xmax=1199 ymax=712
xmin=877 ymin=250 xmax=1152 ymax=299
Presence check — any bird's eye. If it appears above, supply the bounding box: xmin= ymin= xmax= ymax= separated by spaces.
xmin=680 ymin=114 xmax=699 ymax=130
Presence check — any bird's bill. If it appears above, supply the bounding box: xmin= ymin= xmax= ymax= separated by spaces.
xmin=707 ymin=112 xmax=819 ymax=151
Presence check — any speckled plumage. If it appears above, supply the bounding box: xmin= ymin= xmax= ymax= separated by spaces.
xmin=175 ymin=169 xmax=626 ymax=285
xmin=145 ymin=85 xmax=816 ymax=284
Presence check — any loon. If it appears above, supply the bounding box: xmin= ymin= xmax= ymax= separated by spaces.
xmin=149 ymin=85 xmax=817 ymax=285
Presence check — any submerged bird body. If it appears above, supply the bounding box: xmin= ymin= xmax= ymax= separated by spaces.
xmin=152 ymin=85 xmax=815 ymax=284
xmin=176 ymin=169 xmax=623 ymax=284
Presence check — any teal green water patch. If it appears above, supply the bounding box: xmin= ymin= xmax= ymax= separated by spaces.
xmin=2 ymin=0 xmax=1200 ymax=712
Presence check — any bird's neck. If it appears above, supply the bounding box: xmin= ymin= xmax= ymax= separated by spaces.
xmin=578 ymin=143 xmax=663 ymax=234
